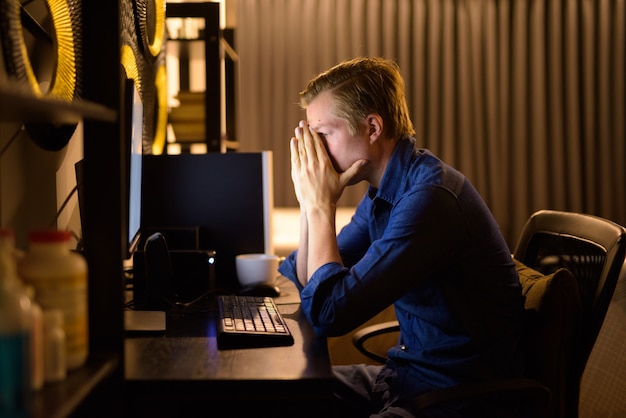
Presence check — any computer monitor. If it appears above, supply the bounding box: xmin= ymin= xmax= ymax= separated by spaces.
xmin=140 ymin=151 xmax=274 ymax=291
xmin=124 ymin=79 xmax=143 ymax=258
xmin=76 ymin=78 xmax=143 ymax=261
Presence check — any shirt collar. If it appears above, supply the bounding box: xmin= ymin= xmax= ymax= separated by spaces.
xmin=367 ymin=138 xmax=416 ymax=206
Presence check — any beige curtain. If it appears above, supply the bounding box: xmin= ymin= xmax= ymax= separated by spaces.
xmin=236 ymin=0 xmax=625 ymax=248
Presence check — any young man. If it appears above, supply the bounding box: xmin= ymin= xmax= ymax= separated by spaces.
xmin=278 ymin=57 xmax=525 ymax=417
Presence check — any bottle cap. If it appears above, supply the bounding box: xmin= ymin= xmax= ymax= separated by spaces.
xmin=28 ymin=230 xmax=72 ymax=243
xmin=0 ymin=229 xmax=15 ymax=250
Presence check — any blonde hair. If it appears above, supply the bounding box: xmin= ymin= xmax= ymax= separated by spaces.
xmin=300 ymin=57 xmax=415 ymax=140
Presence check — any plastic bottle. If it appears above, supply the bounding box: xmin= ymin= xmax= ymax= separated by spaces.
xmin=24 ymin=286 xmax=44 ymax=391
xmin=17 ymin=230 xmax=89 ymax=370
xmin=0 ymin=229 xmax=33 ymax=418
xmin=42 ymin=310 xmax=67 ymax=382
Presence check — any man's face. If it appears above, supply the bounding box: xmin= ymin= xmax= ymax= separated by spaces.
xmin=305 ymin=90 xmax=371 ymax=178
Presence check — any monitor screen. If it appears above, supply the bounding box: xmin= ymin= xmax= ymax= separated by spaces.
xmin=125 ymin=79 xmax=143 ymax=257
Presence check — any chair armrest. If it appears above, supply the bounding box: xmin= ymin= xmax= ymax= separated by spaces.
xmin=352 ymin=320 xmax=400 ymax=364
xmin=413 ymin=377 xmax=551 ymax=418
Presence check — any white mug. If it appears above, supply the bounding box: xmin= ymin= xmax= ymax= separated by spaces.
xmin=235 ymin=253 xmax=281 ymax=286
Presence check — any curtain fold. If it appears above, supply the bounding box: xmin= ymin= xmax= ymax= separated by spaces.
xmin=236 ymin=0 xmax=625 ymax=247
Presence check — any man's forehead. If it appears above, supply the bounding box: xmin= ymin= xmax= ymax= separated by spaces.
xmin=307 ymin=108 xmax=342 ymax=131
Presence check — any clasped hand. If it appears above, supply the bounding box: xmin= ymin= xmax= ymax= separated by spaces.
xmin=290 ymin=121 xmax=361 ymax=212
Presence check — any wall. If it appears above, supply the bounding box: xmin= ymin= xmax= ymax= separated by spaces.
xmin=0 ymin=1 xmax=83 ymax=251
xmin=0 ymin=116 xmax=82 ymax=251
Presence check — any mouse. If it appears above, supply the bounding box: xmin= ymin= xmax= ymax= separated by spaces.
xmin=237 ymin=282 xmax=281 ymax=297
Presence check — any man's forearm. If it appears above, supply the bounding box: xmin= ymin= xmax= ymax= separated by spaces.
xmin=306 ymin=205 xmax=341 ymax=282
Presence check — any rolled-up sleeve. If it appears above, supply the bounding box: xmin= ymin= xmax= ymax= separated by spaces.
xmin=278 ymin=253 xmax=353 ymax=334
xmin=277 ymin=250 xmax=302 ymax=290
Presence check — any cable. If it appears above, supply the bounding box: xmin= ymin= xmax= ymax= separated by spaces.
xmin=0 ymin=125 xmax=24 ymax=158
xmin=48 ymin=184 xmax=78 ymax=229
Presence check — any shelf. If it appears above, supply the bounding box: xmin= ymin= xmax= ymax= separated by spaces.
xmin=32 ymin=351 xmax=120 ymax=418
xmin=166 ymin=1 xmax=222 ymax=153
xmin=0 ymin=85 xmax=117 ymax=124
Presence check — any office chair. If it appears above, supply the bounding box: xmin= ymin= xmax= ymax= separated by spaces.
xmin=354 ymin=209 xmax=626 ymax=417
xmin=513 ymin=210 xmax=626 ymax=417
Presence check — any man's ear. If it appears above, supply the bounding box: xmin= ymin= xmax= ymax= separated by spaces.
xmin=366 ymin=114 xmax=383 ymax=143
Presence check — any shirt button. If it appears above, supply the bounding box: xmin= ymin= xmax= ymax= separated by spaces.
xmin=400 ymin=345 xmax=407 ymax=351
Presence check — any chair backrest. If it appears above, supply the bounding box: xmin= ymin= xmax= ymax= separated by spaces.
xmin=513 ymin=210 xmax=626 ymax=416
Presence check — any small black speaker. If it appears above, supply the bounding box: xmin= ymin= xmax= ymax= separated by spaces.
xmin=132 ymin=232 xmax=216 ymax=310
xmin=134 ymin=232 xmax=175 ymax=310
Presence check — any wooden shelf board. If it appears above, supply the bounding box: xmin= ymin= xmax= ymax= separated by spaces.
xmin=0 ymin=85 xmax=117 ymax=124
xmin=32 ymin=351 xmax=120 ymax=418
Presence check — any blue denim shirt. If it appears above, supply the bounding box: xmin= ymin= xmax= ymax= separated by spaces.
xmin=279 ymin=138 xmax=524 ymax=396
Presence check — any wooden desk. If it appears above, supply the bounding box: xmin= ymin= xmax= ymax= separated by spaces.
xmin=124 ymin=276 xmax=335 ymax=417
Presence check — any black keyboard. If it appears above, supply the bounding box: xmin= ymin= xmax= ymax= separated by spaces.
xmin=216 ymin=295 xmax=294 ymax=349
